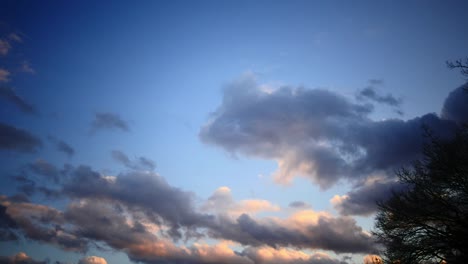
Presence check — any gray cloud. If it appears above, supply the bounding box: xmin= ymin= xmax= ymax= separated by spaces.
xmin=0 ymin=204 xmax=18 ymax=241
xmin=0 ymin=196 xmax=88 ymax=252
xmin=199 ymin=76 xmax=462 ymax=189
xmin=48 ymin=136 xmax=75 ymax=157
xmin=111 ymin=150 xmax=155 ymax=171
xmin=0 ymin=122 xmax=42 ymax=153
xmin=357 ymin=86 xmax=402 ymax=108
xmin=62 ymin=166 xmax=211 ymax=240
xmin=91 ymin=112 xmax=129 ymax=133
xmin=28 ymin=159 xmax=60 ymax=183
xmin=3 ymin=162 xmax=376 ymax=257
xmin=441 ymin=83 xmax=468 ymax=124
xmin=332 ymin=180 xmax=408 ymax=216
xmin=0 ymin=86 xmax=37 ymax=115
xmin=288 ymin=201 xmax=308 ymax=208
xmin=230 ymin=213 xmax=375 ymax=254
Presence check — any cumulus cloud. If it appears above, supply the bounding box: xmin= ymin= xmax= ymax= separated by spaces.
xmin=202 ymin=186 xmax=280 ymax=217
xmin=78 ymin=256 xmax=107 ymax=264
xmin=0 ymin=122 xmax=42 ymax=153
xmin=91 ymin=112 xmax=130 ymax=132
xmin=363 ymin=254 xmax=383 ymax=264
xmin=200 ymin=75 xmax=463 ymax=189
xmin=2 ymin=163 xmax=377 ymax=259
xmin=0 ymin=86 xmax=37 ymax=114
xmin=111 ymin=150 xmax=155 ymax=171
xmin=242 ymin=247 xmax=348 ymax=264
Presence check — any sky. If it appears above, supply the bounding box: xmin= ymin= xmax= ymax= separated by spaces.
xmin=1 ymin=1 xmax=468 ymax=263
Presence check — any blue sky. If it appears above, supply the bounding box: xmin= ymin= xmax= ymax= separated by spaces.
xmin=1 ymin=1 xmax=468 ymax=264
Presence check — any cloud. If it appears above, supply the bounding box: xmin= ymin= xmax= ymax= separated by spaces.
xmin=0 ymin=39 xmax=11 ymax=56
xmin=8 ymin=33 xmax=22 ymax=43
xmin=331 ymin=178 xmax=407 ymax=216
xmin=62 ymin=166 xmax=211 ymax=241
xmin=202 ymin=186 xmax=280 ymax=217
xmin=288 ymin=201 xmax=309 ymax=208
xmin=91 ymin=112 xmax=129 ymax=132
xmin=200 ymin=75 xmax=463 ymax=189
xmin=363 ymin=254 xmax=383 ymax=264
xmin=242 ymin=247 xmax=348 ymax=264
xmin=441 ymin=83 xmax=468 ymax=124
xmin=28 ymin=159 xmax=61 ymax=183
xmin=0 ymin=204 xmax=18 ymax=241
xmin=0 ymin=69 xmax=10 ymax=82
xmin=3 ymin=162 xmax=377 ymax=258
xmin=48 ymin=136 xmax=75 ymax=157
xmin=0 ymin=196 xmax=87 ymax=252
xmin=0 ymin=122 xmax=42 ymax=153
xmin=78 ymin=256 xmax=107 ymax=264
xmin=0 ymin=252 xmax=47 ymax=264
xmin=20 ymin=61 xmax=35 ymax=74
xmin=357 ymin=86 xmax=402 ymax=107
xmin=0 ymin=86 xmax=37 ymax=114
xmin=111 ymin=150 xmax=155 ymax=171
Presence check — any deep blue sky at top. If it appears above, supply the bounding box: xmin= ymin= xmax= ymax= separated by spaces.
xmin=1 ymin=0 xmax=468 ymax=219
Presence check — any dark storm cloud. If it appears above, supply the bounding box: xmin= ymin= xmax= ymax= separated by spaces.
xmin=48 ymin=136 xmax=75 ymax=157
xmin=0 ymin=86 xmax=37 ymax=115
xmin=332 ymin=180 xmax=408 ymax=216
xmin=111 ymin=150 xmax=155 ymax=171
xmin=91 ymin=112 xmax=129 ymax=132
xmin=0 ymin=122 xmax=42 ymax=153
xmin=199 ymin=75 xmax=462 ymax=188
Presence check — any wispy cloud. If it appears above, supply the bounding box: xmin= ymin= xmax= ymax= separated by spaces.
xmin=91 ymin=112 xmax=130 ymax=133
xmin=356 ymin=79 xmax=403 ymax=115
xmin=0 ymin=39 xmax=11 ymax=56
xmin=0 ymin=86 xmax=37 ymax=115
xmin=48 ymin=136 xmax=75 ymax=157
xmin=111 ymin=150 xmax=155 ymax=171
xmin=0 ymin=68 xmax=10 ymax=82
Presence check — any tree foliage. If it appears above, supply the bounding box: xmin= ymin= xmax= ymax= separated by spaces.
xmin=374 ymin=126 xmax=468 ymax=264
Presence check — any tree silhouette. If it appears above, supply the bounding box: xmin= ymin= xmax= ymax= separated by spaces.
xmin=374 ymin=126 xmax=468 ymax=264
xmin=447 ymin=58 xmax=468 ymax=78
